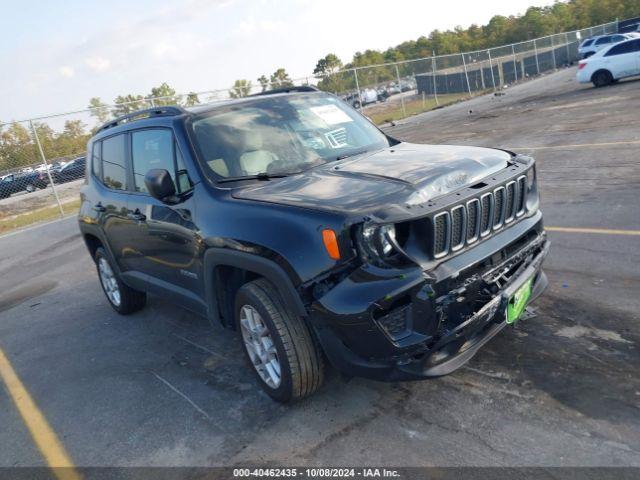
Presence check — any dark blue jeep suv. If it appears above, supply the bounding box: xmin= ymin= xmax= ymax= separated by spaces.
xmin=78 ymin=87 xmax=548 ymax=401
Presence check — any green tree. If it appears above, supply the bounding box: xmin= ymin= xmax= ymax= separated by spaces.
xmin=88 ymin=97 xmax=111 ymax=125
xmin=313 ymin=53 xmax=343 ymax=77
xmin=148 ymin=82 xmax=178 ymax=106
xmin=113 ymin=94 xmax=146 ymax=116
xmin=257 ymin=75 xmax=270 ymax=92
xmin=183 ymin=92 xmax=200 ymax=107
xmin=0 ymin=122 xmax=35 ymax=170
xmin=269 ymin=68 xmax=294 ymax=89
xmin=229 ymin=79 xmax=252 ymax=98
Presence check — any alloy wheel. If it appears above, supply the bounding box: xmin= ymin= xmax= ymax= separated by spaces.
xmin=239 ymin=305 xmax=281 ymax=389
xmin=98 ymin=257 xmax=121 ymax=307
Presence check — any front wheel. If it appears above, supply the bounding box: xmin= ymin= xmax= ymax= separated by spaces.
xmin=25 ymin=184 xmax=35 ymax=193
xmin=235 ymin=278 xmax=324 ymax=402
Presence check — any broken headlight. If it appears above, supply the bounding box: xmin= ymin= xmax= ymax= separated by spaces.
xmin=360 ymin=225 xmax=396 ymax=259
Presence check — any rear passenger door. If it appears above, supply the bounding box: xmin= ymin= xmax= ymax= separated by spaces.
xmin=125 ymin=128 xmax=203 ymax=310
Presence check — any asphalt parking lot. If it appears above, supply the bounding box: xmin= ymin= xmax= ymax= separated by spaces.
xmin=0 ymin=68 xmax=639 ymax=469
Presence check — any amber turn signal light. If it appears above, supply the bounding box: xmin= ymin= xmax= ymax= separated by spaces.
xmin=322 ymin=229 xmax=341 ymax=260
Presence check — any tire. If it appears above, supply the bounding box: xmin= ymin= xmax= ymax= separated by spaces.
xmin=235 ymin=278 xmax=324 ymax=402
xmin=352 ymin=100 xmax=361 ymax=109
xmin=25 ymin=184 xmax=35 ymax=193
xmin=592 ymin=70 xmax=613 ymax=88
xmin=94 ymin=247 xmax=146 ymax=314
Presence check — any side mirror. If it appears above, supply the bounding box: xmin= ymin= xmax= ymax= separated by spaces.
xmin=144 ymin=169 xmax=176 ymax=203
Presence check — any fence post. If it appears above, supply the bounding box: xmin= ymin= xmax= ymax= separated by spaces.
xmin=550 ymin=35 xmax=557 ymax=69
xmin=29 ymin=120 xmax=64 ymax=217
xmin=533 ymin=39 xmax=540 ymax=75
xmin=487 ymin=49 xmax=496 ymax=90
xmin=461 ymin=53 xmax=472 ymax=98
xmin=564 ymin=32 xmax=571 ymax=64
xmin=353 ymin=69 xmax=363 ymax=110
xmin=431 ymin=53 xmax=439 ymax=106
xmin=512 ymin=44 xmax=518 ymax=83
xmin=394 ymin=63 xmax=407 ymax=118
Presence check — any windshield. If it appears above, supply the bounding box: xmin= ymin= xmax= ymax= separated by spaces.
xmin=189 ymin=93 xmax=391 ymax=180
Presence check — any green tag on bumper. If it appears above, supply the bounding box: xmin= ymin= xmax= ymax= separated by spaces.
xmin=506 ymin=276 xmax=534 ymax=324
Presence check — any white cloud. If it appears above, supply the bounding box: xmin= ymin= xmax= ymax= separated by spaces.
xmin=85 ymin=56 xmax=111 ymax=72
xmin=58 ymin=66 xmax=75 ymax=78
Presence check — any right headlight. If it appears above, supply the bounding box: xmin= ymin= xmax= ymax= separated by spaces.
xmin=360 ymin=224 xmax=396 ymax=259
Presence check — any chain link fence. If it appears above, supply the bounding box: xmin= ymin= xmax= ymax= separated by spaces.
xmin=0 ymin=19 xmax=621 ymax=234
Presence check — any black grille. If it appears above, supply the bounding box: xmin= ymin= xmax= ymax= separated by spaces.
xmin=433 ymin=213 xmax=449 ymax=256
xmin=466 ymin=199 xmax=480 ymax=242
xmin=505 ymin=182 xmax=516 ymax=221
xmin=451 ymin=207 xmax=464 ymax=249
xmin=493 ymin=187 xmax=505 ymax=228
xmin=480 ymin=194 xmax=492 ymax=234
xmin=431 ymin=174 xmax=529 ymax=259
xmin=516 ymin=176 xmax=527 ymax=214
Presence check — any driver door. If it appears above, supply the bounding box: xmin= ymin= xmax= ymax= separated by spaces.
xmin=125 ymin=128 xmax=204 ymax=308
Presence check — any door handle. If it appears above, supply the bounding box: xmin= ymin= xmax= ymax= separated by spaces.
xmin=127 ymin=209 xmax=147 ymax=222
xmin=93 ymin=202 xmax=106 ymax=213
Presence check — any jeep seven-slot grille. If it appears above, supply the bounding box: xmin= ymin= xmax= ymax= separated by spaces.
xmin=432 ymin=175 xmax=527 ymax=259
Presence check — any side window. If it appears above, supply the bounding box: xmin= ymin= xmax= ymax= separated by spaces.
xmin=91 ymin=141 xmax=102 ymax=179
xmin=606 ymin=41 xmax=634 ymax=56
xmin=175 ymin=143 xmax=192 ymax=193
xmin=101 ymin=134 xmax=127 ymax=190
xmin=131 ymin=129 xmax=174 ymax=193
xmin=611 ymin=35 xmax=626 ymax=43
xmin=595 ymin=36 xmax=611 ymax=46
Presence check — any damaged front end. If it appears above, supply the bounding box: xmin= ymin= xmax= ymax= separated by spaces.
xmin=306 ymin=156 xmax=549 ymax=381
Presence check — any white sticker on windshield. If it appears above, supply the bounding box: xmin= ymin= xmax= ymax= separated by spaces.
xmin=310 ymin=105 xmax=353 ymax=125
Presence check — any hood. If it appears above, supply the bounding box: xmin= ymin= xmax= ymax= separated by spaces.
xmin=232 ymin=143 xmax=512 ymax=221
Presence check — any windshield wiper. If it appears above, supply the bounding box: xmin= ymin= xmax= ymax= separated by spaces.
xmin=216 ymin=172 xmax=289 ymax=184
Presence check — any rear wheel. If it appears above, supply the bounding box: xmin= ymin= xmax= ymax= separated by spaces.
xmin=235 ymin=278 xmax=324 ymax=402
xmin=592 ymin=70 xmax=613 ymax=88
xmin=95 ymin=247 xmax=146 ymax=314
xmin=25 ymin=184 xmax=35 ymax=193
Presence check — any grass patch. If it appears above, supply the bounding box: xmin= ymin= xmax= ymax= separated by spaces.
xmin=0 ymin=199 xmax=80 ymax=235
xmin=368 ymin=93 xmax=478 ymax=125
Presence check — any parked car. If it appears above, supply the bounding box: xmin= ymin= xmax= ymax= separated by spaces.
xmin=343 ymin=88 xmax=380 ymax=109
xmin=0 ymin=170 xmax=48 ymax=198
xmin=399 ymin=79 xmax=416 ymax=92
xmin=52 ymin=156 xmax=86 ymax=184
xmin=577 ymin=37 xmax=640 ymax=87
xmin=578 ymin=33 xmax=637 ymax=58
xmin=79 ymin=87 xmax=548 ymax=402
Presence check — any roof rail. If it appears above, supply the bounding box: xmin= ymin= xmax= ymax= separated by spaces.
xmin=97 ymin=105 xmax=187 ymax=133
xmin=250 ymin=85 xmax=319 ymax=97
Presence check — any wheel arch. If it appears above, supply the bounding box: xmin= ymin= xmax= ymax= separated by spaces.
xmin=203 ymin=248 xmax=308 ymax=328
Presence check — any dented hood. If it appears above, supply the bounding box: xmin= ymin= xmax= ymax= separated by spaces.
xmin=232 ymin=143 xmax=512 ymax=221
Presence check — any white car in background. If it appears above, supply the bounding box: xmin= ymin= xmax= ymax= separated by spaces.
xmin=577 ymin=37 xmax=640 ymax=87
xmin=578 ymin=33 xmax=639 ymax=58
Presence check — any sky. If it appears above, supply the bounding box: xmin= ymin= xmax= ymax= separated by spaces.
xmin=0 ymin=0 xmax=557 ymax=123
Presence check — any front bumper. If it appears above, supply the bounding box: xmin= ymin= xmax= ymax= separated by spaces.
xmin=309 ymin=213 xmax=549 ymax=381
